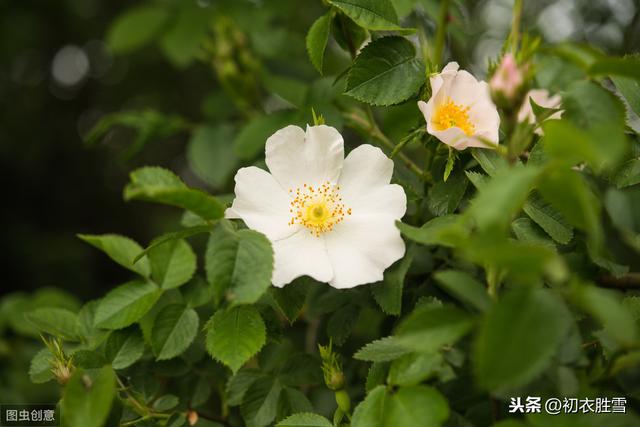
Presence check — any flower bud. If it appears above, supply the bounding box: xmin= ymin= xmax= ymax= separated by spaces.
xmin=318 ymin=342 xmax=346 ymax=391
xmin=489 ymin=53 xmax=527 ymax=108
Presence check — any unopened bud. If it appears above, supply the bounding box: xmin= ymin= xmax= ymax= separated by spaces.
xmin=490 ymin=53 xmax=526 ymax=108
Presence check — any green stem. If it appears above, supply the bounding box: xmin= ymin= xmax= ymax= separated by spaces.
xmin=507 ymin=0 xmax=523 ymax=53
xmin=117 ymin=377 xmax=149 ymax=416
xmin=345 ymin=108 xmax=428 ymax=181
xmin=433 ymin=0 xmax=451 ymax=70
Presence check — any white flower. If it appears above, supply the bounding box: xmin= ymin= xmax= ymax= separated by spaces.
xmin=226 ymin=124 xmax=407 ymax=289
xmin=418 ymin=62 xmax=500 ymax=150
xmin=518 ymin=88 xmax=562 ymax=135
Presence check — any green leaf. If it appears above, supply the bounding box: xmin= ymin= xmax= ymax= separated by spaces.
xmin=346 ymin=36 xmax=423 ymax=106
xmin=62 ymin=366 xmax=116 ymax=427
xmin=105 ymin=326 xmax=145 ymax=369
xmin=241 ymin=376 xmax=283 ymax=427
xmin=388 ymin=352 xmax=443 ymax=386
xmin=263 ymin=73 xmax=310 ymax=108
xmin=588 ymin=56 xmax=640 ymax=81
xmin=371 ymin=248 xmax=414 ymax=315
xmin=276 ymin=387 xmax=314 ymax=422
xmin=148 ymin=238 xmax=196 ymax=289
xmin=153 ymin=394 xmax=179 ymax=411
xmin=612 ymin=75 xmax=640 ymax=118
xmin=159 ymin=5 xmax=212 ymax=67
xmin=206 ymin=224 xmax=274 ymax=305
xmin=511 ymin=218 xmax=555 ymax=248
xmin=538 ymin=169 xmax=602 ymax=250
xmin=25 ymin=307 xmax=79 ymax=341
xmin=234 ymin=111 xmax=299 ymax=160
xmin=471 ymin=149 xmax=508 ymax=176
xmin=397 ymin=215 xmax=470 ymax=248
xmin=29 ymin=348 xmax=54 ymax=384
xmin=614 ymin=159 xmax=640 ymax=189
xmin=270 ymin=278 xmax=310 ymax=323
xmin=78 ymin=234 xmax=150 ymax=277
xmin=94 ymin=280 xmax=162 ymax=330
xmin=433 ymin=270 xmax=491 ymax=312
xmin=327 ymin=304 xmax=359 ymax=345
xmin=461 ymin=233 xmax=563 ymax=281
xmin=571 ymin=284 xmax=637 ymax=347
xmin=124 ymin=166 xmax=225 ymax=221
xmin=187 ymin=125 xmax=239 ymax=188
xmin=523 ymin=193 xmax=574 ymax=244
xmin=77 ymin=301 xmax=110 ymax=349
xmin=366 ymin=362 xmax=388 ymax=392
xmin=474 ymin=288 xmax=571 ymax=392
xmin=332 ymin=13 xmax=368 ymax=55
xmin=351 ymin=385 xmax=449 ymax=427
xmin=467 ymin=165 xmax=541 ymax=231
xmin=395 ymin=305 xmax=474 ymax=353
xmin=84 ymin=109 xmax=188 ymax=160
xmin=562 ymin=80 xmax=626 ymax=130
xmin=541 ymin=120 xmax=627 ymax=173
xmin=133 ymin=225 xmax=212 ymax=263
xmin=227 ymin=369 xmax=263 ymax=406
xmin=327 ymin=0 xmax=402 ymax=31
xmin=182 ymin=276 xmax=216 ymax=308
xmin=277 ymin=413 xmax=333 ymax=427
xmin=206 ymin=306 xmax=267 ymax=373
xmin=354 ymin=336 xmax=412 ymax=362
xmin=427 ymin=170 xmax=468 ymax=216
xmin=107 ymin=6 xmax=169 ymax=54
xmin=443 ymin=147 xmax=456 ymax=182
xmin=151 ymin=304 xmax=199 ymax=360
xmin=306 ymin=13 xmax=333 ymax=74
xmin=73 ymin=350 xmax=108 ymax=369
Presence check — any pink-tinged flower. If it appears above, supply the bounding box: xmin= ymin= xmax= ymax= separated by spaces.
xmin=518 ymin=89 xmax=563 ymax=135
xmin=418 ymin=62 xmax=500 ymax=150
xmin=226 ymin=125 xmax=407 ymax=289
xmin=489 ymin=53 xmax=525 ymax=101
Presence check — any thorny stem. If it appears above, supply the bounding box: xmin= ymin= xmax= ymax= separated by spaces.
xmin=344 ymin=109 xmax=429 ymax=181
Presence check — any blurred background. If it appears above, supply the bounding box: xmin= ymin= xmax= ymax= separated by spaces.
xmin=1 ymin=0 xmax=639 ymax=401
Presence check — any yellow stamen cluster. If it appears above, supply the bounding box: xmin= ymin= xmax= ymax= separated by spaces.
xmin=288 ymin=181 xmax=352 ymax=237
xmin=432 ymin=98 xmax=475 ymax=135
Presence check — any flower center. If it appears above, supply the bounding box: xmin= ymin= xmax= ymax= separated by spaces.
xmin=289 ymin=182 xmax=352 ymax=236
xmin=432 ymin=99 xmax=475 ymax=135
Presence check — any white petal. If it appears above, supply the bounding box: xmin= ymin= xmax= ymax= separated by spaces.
xmin=428 ymin=126 xmax=470 ymax=150
xmin=442 ymin=61 xmax=460 ymax=73
xmin=339 ymin=145 xmax=393 ymax=195
xmin=448 ymin=70 xmax=484 ymax=106
xmin=429 ymin=62 xmax=459 ymax=100
xmin=227 ymin=167 xmax=299 ymax=241
xmin=265 ymin=124 xmax=344 ymax=191
xmin=338 ymin=144 xmax=406 ymax=219
xmin=272 ymin=230 xmax=333 ymax=287
xmin=325 ymin=216 xmax=406 ymax=289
